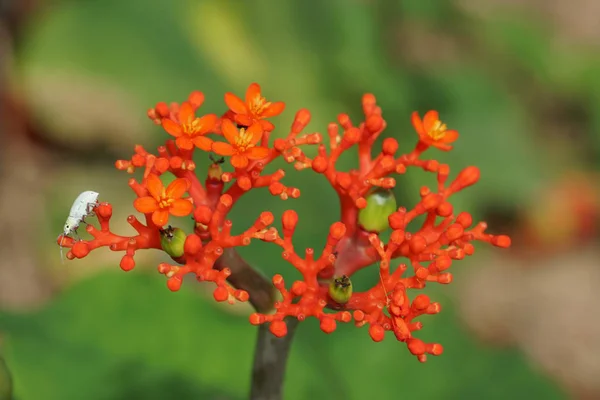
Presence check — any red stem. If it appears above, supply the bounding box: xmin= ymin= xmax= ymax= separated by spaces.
xmin=358 ymin=142 xmax=372 ymax=173
xmin=177 ymin=170 xmax=206 ymax=205
xmin=340 ymin=196 xmax=358 ymax=236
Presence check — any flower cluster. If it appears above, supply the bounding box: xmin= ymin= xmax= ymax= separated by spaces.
xmin=57 ymin=83 xmax=510 ymax=362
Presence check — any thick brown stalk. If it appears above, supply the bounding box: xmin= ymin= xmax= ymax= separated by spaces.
xmin=214 ymin=248 xmax=278 ymax=314
xmin=249 ymin=318 xmax=299 ymax=400
xmin=214 ymin=248 xmax=298 ymax=400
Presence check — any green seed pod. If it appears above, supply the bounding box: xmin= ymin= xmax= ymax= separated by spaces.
xmin=328 ymin=275 xmax=353 ymax=304
xmin=358 ymin=188 xmax=397 ymax=233
xmin=160 ymin=226 xmax=187 ymax=258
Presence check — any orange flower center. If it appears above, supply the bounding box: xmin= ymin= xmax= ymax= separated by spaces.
xmin=182 ymin=118 xmax=203 ymax=136
xmin=157 ymin=189 xmax=174 ymax=209
xmin=427 ymin=120 xmax=448 ymax=141
xmin=234 ymin=127 xmax=256 ymax=152
xmin=249 ymin=95 xmax=271 ymax=117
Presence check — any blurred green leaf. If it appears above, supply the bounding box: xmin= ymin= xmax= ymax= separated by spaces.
xmin=0 ymin=355 xmax=12 ymax=400
xmin=1 ymin=271 xmax=255 ymax=399
xmin=1 ymin=268 xmax=564 ymax=400
xmin=21 ymin=0 xmax=224 ymax=111
xmin=480 ymin=14 xmax=553 ymax=83
xmin=425 ymin=67 xmax=547 ymax=209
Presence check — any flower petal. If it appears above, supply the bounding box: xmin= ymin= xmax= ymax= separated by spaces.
xmin=432 ymin=142 xmax=453 ymax=151
xmin=188 ymin=91 xmax=205 ymax=108
xmin=441 ymin=129 xmax=459 ymax=143
xmin=259 ymin=120 xmax=275 ymax=131
xmin=235 ymin=115 xmax=253 ymax=127
xmin=262 ymin=101 xmax=285 ymax=117
xmin=245 ymin=83 xmax=261 ymax=105
xmin=231 ymin=154 xmax=249 ymax=169
xmin=152 ymin=209 xmax=170 ymax=227
xmin=422 ymin=110 xmax=439 ymax=132
xmin=176 ymin=136 xmax=194 ymax=150
xmin=259 ymin=119 xmax=275 ymax=132
xmin=224 ymin=92 xmax=248 ymax=115
xmin=193 ymin=136 xmax=213 ymax=151
xmin=146 ymin=174 xmax=164 ymax=200
xmin=197 ymin=114 xmax=218 ymax=134
xmin=170 ymin=199 xmax=193 ymax=216
xmin=220 ymin=119 xmax=239 ymax=144
xmin=133 ymin=196 xmax=158 ymax=213
xmin=248 ymin=146 xmax=269 ymax=160
xmin=179 ymin=102 xmax=194 ymax=123
xmin=246 ymin=123 xmax=263 ymax=146
xmin=165 ymin=178 xmax=189 ymax=199
xmin=212 ymin=141 xmax=235 ymax=156
xmin=410 ymin=112 xmax=425 ymax=136
xmin=162 ymin=119 xmax=182 ymax=137
xmin=221 ymin=110 xmax=236 ymax=121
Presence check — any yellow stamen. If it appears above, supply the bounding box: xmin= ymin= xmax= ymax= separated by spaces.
xmin=182 ymin=118 xmax=203 ymax=135
xmin=157 ymin=188 xmax=174 ymax=209
xmin=427 ymin=120 xmax=448 ymax=141
xmin=234 ymin=127 xmax=255 ymax=152
xmin=249 ymin=95 xmax=270 ymax=116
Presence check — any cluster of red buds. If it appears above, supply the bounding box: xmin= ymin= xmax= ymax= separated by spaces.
xmin=57 ymin=83 xmax=510 ymax=362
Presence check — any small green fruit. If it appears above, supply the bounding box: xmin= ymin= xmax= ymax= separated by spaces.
xmin=160 ymin=226 xmax=187 ymax=258
xmin=358 ymin=188 xmax=397 ymax=232
xmin=328 ymin=275 xmax=353 ymax=304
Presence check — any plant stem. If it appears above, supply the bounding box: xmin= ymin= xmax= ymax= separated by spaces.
xmin=249 ymin=317 xmax=300 ymax=400
xmin=215 ymin=249 xmax=300 ymax=399
xmin=214 ymin=248 xmax=277 ymax=313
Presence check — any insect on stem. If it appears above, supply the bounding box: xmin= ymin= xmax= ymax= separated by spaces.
xmin=209 ymin=154 xmax=225 ymax=165
xmin=59 ymin=190 xmax=101 ymax=263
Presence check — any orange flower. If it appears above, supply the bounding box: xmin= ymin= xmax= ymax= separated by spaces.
xmin=224 ymin=83 xmax=285 ymax=131
xmin=162 ymin=101 xmax=217 ymax=150
xmin=212 ymin=119 xmax=270 ymax=169
xmin=134 ymin=174 xmax=193 ymax=226
xmin=411 ymin=110 xmax=459 ymax=151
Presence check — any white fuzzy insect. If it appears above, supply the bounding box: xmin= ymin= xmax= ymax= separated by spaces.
xmin=59 ymin=191 xmax=100 ymax=263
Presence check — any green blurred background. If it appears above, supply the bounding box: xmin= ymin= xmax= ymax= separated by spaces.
xmin=2 ymin=0 xmax=599 ymax=399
